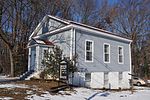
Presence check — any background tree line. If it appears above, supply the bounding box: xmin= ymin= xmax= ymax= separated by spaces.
xmin=0 ymin=0 xmax=149 ymax=78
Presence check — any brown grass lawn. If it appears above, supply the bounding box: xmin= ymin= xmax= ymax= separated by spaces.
xmin=0 ymin=79 xmax=66 ymax=100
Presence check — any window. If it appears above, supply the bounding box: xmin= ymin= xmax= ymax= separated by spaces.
xmin=85 ymin=40 xmax=93 ymax=62
xmin=119 ymin=72 xmax=123 ymax=80
xmin=104 ymin=72 xmax=109 ymax=87
xmin=42 ymin=48 xmax=49 ymax=61
xmin=43 ymin=49 xmax=48 ymax=57
xmin=119 ymin=72 xmax=123 ymax=85
xmin=103 ymin=43 xmax=110 ymax=63
xmin=85 ymin=73 xmax=91 ymax=82
xmin=85 ymin=73 xmax=91 ymax=87
xmin=44 ymin=49 xmax=48 ymax=54
xmin=118 ymin=46 xmax=124 ymax=64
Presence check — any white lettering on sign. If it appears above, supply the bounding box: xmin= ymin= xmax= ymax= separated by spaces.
xmin=60 ymin=65 xmax=67 ymax=79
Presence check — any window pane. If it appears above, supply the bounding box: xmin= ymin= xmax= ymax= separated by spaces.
xmin=86 ymin=43 xmax=90 ymax=50
xmin=86 ymin=45 xmax=90 ymax=50
xmin=119 ymin=72 xmax=123 ymax=80
xmin=104 ymin=72 xmax=109 ymax=87
xmin=105 ymin=54 xmax=109 ymax=62
xmin=119 ymin=55 xmax=122 ymax=62
xmin=86 ymin=41 xmax=92 ymax=50
xmin=119 ymin=47 xmax=122 ymax=54
xmin=104 ymin=45 xmax=109 ymax=53
xmin=85 ymin=73 xmax=91 ymax=81
xmin=86 ymin=52 xmax=92 ymax=61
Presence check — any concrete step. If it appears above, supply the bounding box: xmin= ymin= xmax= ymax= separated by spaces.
xmin=19 ymin=70 xmax=34 ymax=80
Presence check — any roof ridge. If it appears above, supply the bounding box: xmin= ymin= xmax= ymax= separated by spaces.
xmin=47 ymin=15 xmax=70 ymax=24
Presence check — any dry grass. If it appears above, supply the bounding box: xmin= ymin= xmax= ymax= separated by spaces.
xmin=0 ymin=88 xmax=31 ymax=99
xmin=0 ymin=79 xmax=66 ymax=99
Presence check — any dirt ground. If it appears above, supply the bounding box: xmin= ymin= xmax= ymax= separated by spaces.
xmin=0 ymin=79 xmax=66 ymax=99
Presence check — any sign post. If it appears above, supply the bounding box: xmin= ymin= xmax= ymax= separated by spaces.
xmin=60 ymin=60 xmax=68 ymax=80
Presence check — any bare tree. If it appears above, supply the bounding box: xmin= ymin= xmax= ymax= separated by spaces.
xmin=0 ymin=0 xmax=44 ymax=76
xmin=73 ymin=0 xmax=99 ymax=25
xmin=95 ymin=0 xmax=118 ymax=31
xmin=114 ymin=0 xmax=150 ymax=77
xmin=0 ymin=0 xmax=74 ymax=76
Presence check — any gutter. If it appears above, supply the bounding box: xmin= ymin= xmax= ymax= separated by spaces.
xmin=71 ymin=24 xmax=132 ymax=43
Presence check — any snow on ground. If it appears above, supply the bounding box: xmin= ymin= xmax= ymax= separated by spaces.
xmin=90 ymin=89 xmax=150 ymax=100
xmin=0 ymin=75 xmax=19 ymax=82
xmin=0 ymin=83 xmax=29 ymax=89
xmin=26 ymin=87 xmax=150 ymax=100
xmin=0 ymin=97 xmax=13 ymax=100
xmin=0 ymin=82 xmax=150 ymax=100
xmin=147 ymin=80 xmax=150 ymax=83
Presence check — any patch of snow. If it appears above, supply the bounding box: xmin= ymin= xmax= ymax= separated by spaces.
xmin=92 ymin=90 xmax=150 ymax=100
xmin=26 ymin=90 xmax=34 ymax=95
xmin=147 ymin=80 xmax=150 ymax=83
xmin=26 ymin=87 xmax=150 ymax=100
xmin=134 ymin=86 xmax=150 ymax=90
xmin=26 ymin=93 xmax=52 ymax=100
xmin=0 ymin=75 xmax=19 ymax=82
xmin=0 ymin=84 xmax=29 ymax=89
xmin=0 ymin=97 xmax=13 ymax=100
xmin=0 ymin=75 xmax=8 ymax=78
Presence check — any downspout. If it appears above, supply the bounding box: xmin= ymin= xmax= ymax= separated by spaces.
xmin=27 ymin=39 xmax=31 ymax=71
xmin=36 ymin=46 xmax=40 ymax=71
xmin=70 ymin=27 xmax=76 ymax=84
xmin=74 ymin=28 xmax=76 ymax=63
xmin=70 ymin=28 xmax=73 ymax=59
xmin=129 ymin=42 xmax=132 ymax=76
xmin=129 ymin=41 xmax=133 ymax=93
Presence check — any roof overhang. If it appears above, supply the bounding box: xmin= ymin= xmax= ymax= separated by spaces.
xmin=71 ymin=24 xmax=132 ymax=43
xmin=27 ymin=44 xmax=54 ymax=48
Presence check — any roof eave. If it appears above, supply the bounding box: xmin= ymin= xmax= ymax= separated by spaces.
xmin=71 ymin=24 xmax=132 ymax=43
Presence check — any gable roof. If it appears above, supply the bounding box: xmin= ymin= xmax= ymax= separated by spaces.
xmin=30 ymin=15 xmax=132 ymax=43
xmin=29 ymin=15 xmax=70 ymax=40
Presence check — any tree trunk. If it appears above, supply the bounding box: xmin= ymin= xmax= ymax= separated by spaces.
xmin=9 ymin=48 xmax=14 ymax=77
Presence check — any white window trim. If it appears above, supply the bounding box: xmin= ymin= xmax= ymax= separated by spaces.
xmin=85 ymin=40 xmax=94 ymax=62
xmin=103 ymin=43 xmax=110 ymax=63
xmin=118 ymin=46 xmax=124 ymax=64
